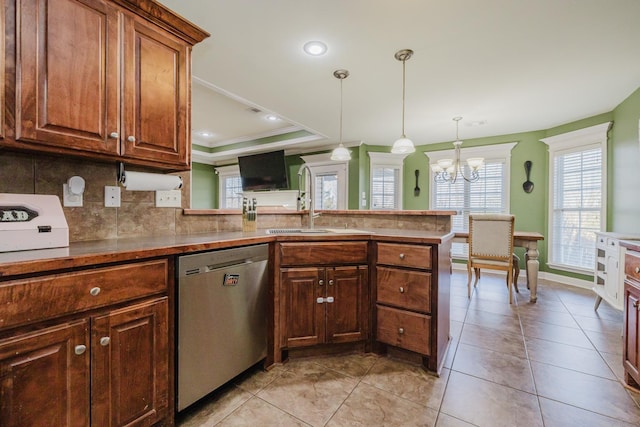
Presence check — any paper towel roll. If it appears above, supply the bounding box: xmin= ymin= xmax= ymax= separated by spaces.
xmin=121 ymin=171 xmax=182 ymax=191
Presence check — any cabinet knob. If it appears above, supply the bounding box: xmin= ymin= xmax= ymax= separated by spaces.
xmin=74 ymin=345 xmax=87 ymax=355
xmin=635 ymin=267 xmax=640 ymax=274
xmin=399 ymin=253 xmax=405 ymax=260
xmin=399 ymin=287 xmax=405 ymax=293
xmin=109 ymin=132 xmax=119 ymax=139
xmin=100 ymin=337 xmax=111 ymax=346
xmin=127 ymin=135 xmax=136 ymax=143
xmin=328 ymin=279 xmax=334 ymax=286
xmin=89 ymin=287 xmax=101 ymax=296
xmin=398 ymin=327 xmax=404 ymax=334
xmin=634 ymin=301 xmax=640 ymax=309
xmin=319 ymin=280 xmax=324 ymax=286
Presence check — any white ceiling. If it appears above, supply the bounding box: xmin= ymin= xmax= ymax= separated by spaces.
xmin=159 ymin=0 xmax=640 ymax=165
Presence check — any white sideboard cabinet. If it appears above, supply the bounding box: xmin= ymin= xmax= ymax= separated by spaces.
xmin=594 ymin=232 xmax=640 ymax=311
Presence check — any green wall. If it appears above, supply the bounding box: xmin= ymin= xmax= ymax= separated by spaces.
xmin=191 ymin=162 xmax=217 ymax=209
xmin=611 ymin=87 xmax=640 ymax=232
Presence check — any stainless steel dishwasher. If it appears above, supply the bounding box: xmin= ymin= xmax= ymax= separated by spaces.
xmin=177 ymin=244 xmax=268 ymax=411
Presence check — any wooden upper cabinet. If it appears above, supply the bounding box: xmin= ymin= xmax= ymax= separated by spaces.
xmin=7 ymin=0 xmax=208 ymax=169
xmin=16 ymin=0 xmax=120 ymax=154
xmin=1 ymin=1 xmax=5 ymax=142
xmin=121 ymin=15 xmax=189 ymax=167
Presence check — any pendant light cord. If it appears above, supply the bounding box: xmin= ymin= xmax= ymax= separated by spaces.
xmin=339 ymin=77 xmax=344 ymax=144
xmin=401 ymin=58 xmax=406 ymax=138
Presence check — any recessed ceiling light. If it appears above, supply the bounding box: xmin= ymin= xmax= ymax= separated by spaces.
xmin=265 ymin=114 xmax=280 ymax=121
xmin=303 ymin=41 xmax=327 ymax=56
xmin=197 ymin=130 xmax=214 ymax=137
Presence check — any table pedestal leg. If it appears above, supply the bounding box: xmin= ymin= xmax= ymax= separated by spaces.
xmin=526 ymin=247 xmax=539 ymax=303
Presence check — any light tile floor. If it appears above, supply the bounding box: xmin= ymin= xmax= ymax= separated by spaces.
xmin=177 ymin=271 xmax=640 ymax=426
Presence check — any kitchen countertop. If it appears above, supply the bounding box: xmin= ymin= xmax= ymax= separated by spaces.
xmin=0 ymin=228 xmax=454 ymax=278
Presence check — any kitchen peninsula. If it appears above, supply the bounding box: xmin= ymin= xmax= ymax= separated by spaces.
xmin=0 ymin=209 xmax=455 ymax=425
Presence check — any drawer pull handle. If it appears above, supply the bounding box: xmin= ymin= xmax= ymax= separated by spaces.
xmin=127 ymin=135 xmax=136 ymax=143
xmin=399 ymin=287 xmax=405 ymax=293
xmin=635 ymin=267 xmax=640 ymax=274
xmin=319 ymin=280 xmax=324 ymax=286
xmin=329 ymin=280 xmax=334 ymax=286
xmin=109 ymin=132 xmax=119 ymax=139
xmin=399 ymin=253 xmax=405 ymax=260
xmin=398 ymin=327 xmax=404 ymax=334
xmin=634 ymin=301 xmax=640 ymax=309
xmin=89 ymin=287 xmax=101 ymax=296
xmin=100 ymin=337 xmax=111 ymax=346
xmin=74 ymin=345 xmax=87 ymax=355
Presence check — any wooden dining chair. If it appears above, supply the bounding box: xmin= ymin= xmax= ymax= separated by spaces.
xmin=467 ymin=214 xmax=516 ymax=303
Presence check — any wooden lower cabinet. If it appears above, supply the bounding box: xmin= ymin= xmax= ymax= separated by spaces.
xmin=92 ymin=297 xmax=169 ymax=426
xmin=0 ymin=258 xmax=171 ymax=426
xmin=0 ymin=298 xmax=168 ymax=427
xmin=624 ymin=249 xmax=640 ymax=388
xmin=0 ymin=320 xmax=90 ymax=427
xmin=282 ymin=266 xmax=368 ymax=348
xmin=374 ymin=241 xmax=451 ymax=374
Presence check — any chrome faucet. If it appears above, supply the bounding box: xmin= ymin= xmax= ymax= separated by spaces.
xmin=297 ymin=164 xmax=319 ymax=229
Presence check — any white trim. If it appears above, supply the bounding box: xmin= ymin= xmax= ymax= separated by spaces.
xmin=451 ymin=263 xmax=592 ymax=290
xmin=540 ymin=122 xmax=611 ymax=149
xmin=300 ymin=153 xmax=349 ymax=210
xmin=368 ymin=152 xmax=408 ymax=210
xmin=194 ymin=125 xmax=303 ymax=148
xmin=214 ymin=164 xmax=239 ymax=176
xmin=542 ymin=122 xmax=610 ymax=270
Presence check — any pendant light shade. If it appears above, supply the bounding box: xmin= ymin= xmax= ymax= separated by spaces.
xmin=330 ymin=69 xmax=351 ymax=161
xmin=391 ymin=49 xmax=415 ymax=154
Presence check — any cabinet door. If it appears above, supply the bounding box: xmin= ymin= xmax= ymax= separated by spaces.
xmin=0 ymin=320 xmax=90 ymax=427
xmin=16 ymin=0 xmax=120 ymax=153
xmin=282 ymin=267 xmax=325 ymax=348
xmin=91 ymin=297 xmax=169 ymax=427
xmin=624 ymin=282 xmax=640 ymax=386
xmin=326 ymin=266 xmax=368 ymax=344
xmin=121 ymin=15 xmax=190 ymax=167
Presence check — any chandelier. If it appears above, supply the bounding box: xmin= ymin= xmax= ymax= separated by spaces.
xmin=430 ymin=117 xmax=484 ymax=183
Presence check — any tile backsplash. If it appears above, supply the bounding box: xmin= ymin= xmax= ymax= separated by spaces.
xmin=0 ymin=151 xmax=202 ymax=242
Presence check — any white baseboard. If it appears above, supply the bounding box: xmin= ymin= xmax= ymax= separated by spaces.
xmin=451 ymin=262 xmax=592 ymax=290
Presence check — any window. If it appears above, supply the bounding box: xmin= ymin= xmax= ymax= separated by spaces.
xmin=368 ymin=152 xmax=409 ymax=210
xmin=542 ymin=123 xmax=609 ymax=273
xmin=428 ymin=143 xmax=516 ymax=257
xmin=300 ymin=153 xmax=348 ymax=210
xmin=215 ymin=165 xmax=243 ymax=209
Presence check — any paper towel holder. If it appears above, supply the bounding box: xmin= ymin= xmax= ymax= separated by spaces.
xmin=117 ymin=162 xmax=183 ymax=190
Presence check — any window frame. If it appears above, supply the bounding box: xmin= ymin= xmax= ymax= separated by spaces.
xmin=300 ymin=153 xmax=349 ymax=210
xmin=214 ymin=164 xmax=243 ymax=209
xmin=541 ymin=122 xmax=610 ymax=274
xmin=368 ymin=152 xmax=409 ymax=210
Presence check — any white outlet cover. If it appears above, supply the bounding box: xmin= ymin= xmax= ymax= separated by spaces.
xmin=155 ymin=189 xmax=181 ymax=208
xmin=104 ymin=186 xmax=121 ymax=207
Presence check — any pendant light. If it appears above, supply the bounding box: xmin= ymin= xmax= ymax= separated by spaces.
xmin=391 ymin=49 xmax=415 ymax=154
xmin=330 ymin=69 xmax=351 ymax=161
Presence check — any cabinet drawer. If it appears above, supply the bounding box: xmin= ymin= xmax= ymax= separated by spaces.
xmin=376 ymin=267 xmax=431 ymax=313
xmin=376 ymin=305 xmax=430 ymax=355
xmin=0 ymin=259 xmax=169 ymax=330
xmin=377 ymin=242 xmax=431 ymax=269
xmin=279 ymin=242 xmax=368 ymax=266
xmin=626 ymin=250 xmax=640 ymax=283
